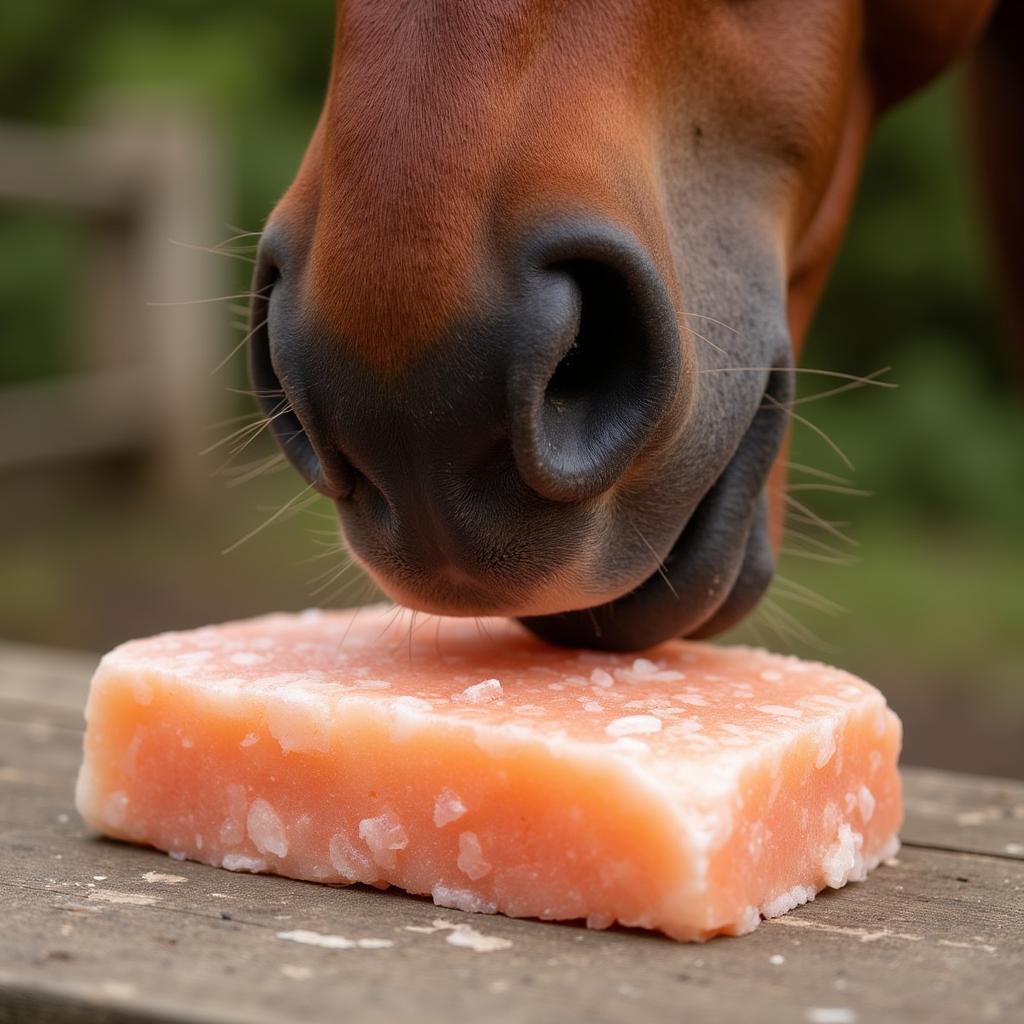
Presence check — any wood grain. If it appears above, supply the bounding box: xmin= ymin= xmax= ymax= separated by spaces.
xmin=1 ymin=642 xmax=1022 ymax=1024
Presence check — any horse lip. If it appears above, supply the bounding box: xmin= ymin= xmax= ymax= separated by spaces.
xmin=517 ymin=368 xmax=790 ymax=650
xmin=518 ymin=462 xmax=763 ymax=650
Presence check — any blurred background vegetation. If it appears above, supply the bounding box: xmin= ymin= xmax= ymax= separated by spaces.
xmin=2 ymin=1 xmax=1021 ymax=776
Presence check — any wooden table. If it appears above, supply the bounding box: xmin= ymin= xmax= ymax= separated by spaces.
xmin=1 ymin=641 xmax=1021 ymax=1024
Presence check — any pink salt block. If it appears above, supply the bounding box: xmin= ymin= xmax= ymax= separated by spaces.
xmin=75 ymin=606 xmax=902 ymax=941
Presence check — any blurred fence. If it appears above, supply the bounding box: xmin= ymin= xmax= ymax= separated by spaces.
xmin=0 ymin=107 xmax=230 ymax=494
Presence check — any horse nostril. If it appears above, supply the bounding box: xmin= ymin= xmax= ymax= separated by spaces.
xmin=510 ymin=228 xmax=683 ymax=503
xmin=545 ymin=261 xmax=630 ymax=407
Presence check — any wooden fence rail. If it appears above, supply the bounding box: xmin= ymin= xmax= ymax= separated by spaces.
xmin=0 ymin=109 xmax=232 ymax=493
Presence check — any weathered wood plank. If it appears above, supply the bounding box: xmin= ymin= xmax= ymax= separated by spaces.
xmin=0 ymin=642 xmax=99 ymax=716
xmin=901 ymin=767 xmax=1024 ymax=861
xmin=2 ymin=642 xmax=1022 ymax=1024
xmin=2 ymin=819 xmax=1021 ymax=1024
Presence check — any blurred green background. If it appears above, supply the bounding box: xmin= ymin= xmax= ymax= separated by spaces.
xmin=1 ymin=1 xmax=1021 ymax=776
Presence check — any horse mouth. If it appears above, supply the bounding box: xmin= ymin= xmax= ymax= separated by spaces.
xmin=518 ymin=367 xmax=791 ymax=650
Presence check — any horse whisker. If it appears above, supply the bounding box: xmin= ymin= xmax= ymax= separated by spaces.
xmin=147 ymin=286 xmax=271 ymax=308
xmin=222 ymin=484 xmax=319 ymax=555
xmin=625 ymin=518 xmax=679 ymax=600
xmin=790 ymin=367 xmax=895 ymax=406
xmin=781 ymin=544 xmax=859 ymax=566
xmin=222 ymin=453 xmax=288 ymax=489
xmin=783 ymin=493 xmax=859 ymax=547
xmin=685 ymin=323 xmax=730 ymax=357
xmin=773 ymin=573 xmax=847 ymax=616
xmin=168 ymin=237 xmax=256 ymax=265
xmin=770 ymin=584 xmax=847 ymax=618
xmin=220 ymin=226 xmax=264 ymax=245
xmin=762 ymin=596 xmax=837 ymax=652
xmin=679 ymin=312 xmax=740 ymax=335
xmin=226 ymin=386 xmax=286 ymax=400
xmin=212 ymin=318 xmax=268 ymax=376
xmin=786 ymin=482 xmax=873 ymax=497
xmin=695 ymin=366 xmax=896 ymax=388
xmin=207 ymin=410 xmax=266 ymax=430
xmin=201 ymin=399 xmax=292 ymax=457
xmin=764 ymin=392 xmax=855 ymax=471
xmin=782 ymin=525 xmax=858 ymax=560
xmin=782 ymin=460 xmax=853 ymax=486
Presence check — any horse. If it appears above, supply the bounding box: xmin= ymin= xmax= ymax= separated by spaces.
xmin=247 ymin=0 xmax=1017 ymax=651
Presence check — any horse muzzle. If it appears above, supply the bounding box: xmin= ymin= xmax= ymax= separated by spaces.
xmin=249 ymin=215 xmax=791 ymax=650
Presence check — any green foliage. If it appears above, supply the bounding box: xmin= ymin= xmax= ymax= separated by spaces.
xmin=793 ymin=341 xmax=1024 ymax=529
xmin=811 ymin=76 xmax=1003 ymax=384
xmin=0 ymin=214 xmax=82 ymax=384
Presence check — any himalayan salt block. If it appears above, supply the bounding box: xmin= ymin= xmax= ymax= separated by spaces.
xmin=75 ymin=606 xmax=902 ymax=941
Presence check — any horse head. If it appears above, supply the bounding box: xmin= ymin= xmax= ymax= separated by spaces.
xmin=249 ymin=0 xmax=994 ymax=649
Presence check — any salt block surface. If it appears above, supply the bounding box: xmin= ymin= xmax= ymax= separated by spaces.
xmin=76 ymin=606 xmax=902 ymax=942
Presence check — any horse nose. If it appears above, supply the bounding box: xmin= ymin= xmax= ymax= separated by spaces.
xmin=250 ymin=220 xmax=685 ymax=515
xmin=506 ymin=223 xmax=684 ymax=502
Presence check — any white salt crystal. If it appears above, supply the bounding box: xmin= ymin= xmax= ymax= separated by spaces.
xmin=606 ymin=715 xmax=663 ymax=737
xmin=733 ymin=905 xmax=761 ymax=935
xmin=328 ymin=831 xmax=375 ymax=882
xmin=142 ymin=871 xmax=187 ymax=885
xmin=457 ymin=831 xmax=492 ymax=880
xmin=590 ymin=668 xmax=615 ymax=688
xmin=806 ymin=1010 xmax=857 ymax=1024
xmin=358 ymin=809 xmax=408 ymax=870
xmin=444 ymin=926 xmax=511 ymax=952
xmin=431 ymin=884 xmax=498 ymax=914
xmin=247 ymin=799 xmax=289 ymax=858
xmin=756 ymin=705 xmax=803 ymax=719
xmin=458 ymin=679 xmax=503 ymax=704
xmin=433 ymin=788 xmax=467 ymax=828
xmin=857 ymin=785 xmax=876 ymax=823
xmin=611 ymin=737 xmax=651 ymax=754
xmin=631 ymin=658 xmax=659 ymax=678
xmin=265 ymin=691 xmax=331 ymax=753
xmin=229 ymin=652 xmax=266 ymax=667
xmin=815 ymin=722 xmax=837 ymax=768
xmin=276 ymin=929 xmax=394 ymax=950
xmin=673 ymin=693 xmax=708 ymax=706
xmin=822 ymin=824 xmax=864 ymax=888
xmin=761 ymin=884 xmax=816 ymax=918
xmin=221 ymin=853 xmax=267 ymax=873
